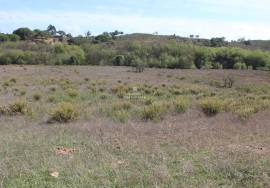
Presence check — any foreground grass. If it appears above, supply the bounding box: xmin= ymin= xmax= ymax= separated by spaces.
xmin=1 ymin=67 xmax=270 ymax=187
xmin=1 ymin=122 xmax=269 ymax=188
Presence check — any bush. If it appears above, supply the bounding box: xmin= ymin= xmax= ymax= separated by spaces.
xmin=55 ymin=45 xmax=86 ymax=65
xmin=194 ymin=48 xmax=215 ymax=69
xmin=199 ymin=97 xmax=224 ymax=116
xmin=0 ymin=50 xmax=25 ymax=65
xmin=112 ymin=55 xmax=125 ymax=66
xmin=50 ymin=102 xmax=79 ymax=122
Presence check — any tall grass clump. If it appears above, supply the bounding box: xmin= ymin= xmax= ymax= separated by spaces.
xmin=0 ymin=100 xmax=29 ymax=115
xmin=199 ymin=97 xmax=224 ymax=116
xmin=50 ymin=102 xmax=79 ymax=122
xmin=140 ymin=102 xmax=169 ymax=121
xmin=173 ymin=96 xmax=191 ymax=113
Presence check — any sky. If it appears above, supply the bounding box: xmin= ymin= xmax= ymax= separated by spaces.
xmin=0 ymin=0 xmax=269 ymax=40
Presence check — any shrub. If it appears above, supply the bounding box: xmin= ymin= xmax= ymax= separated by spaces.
xmin=50 ymin=102 xmax=79 ymax=122
xmin=0 ymin=50 xmax=25 ymax=65
xmin=173 ymin=97 xmax=191 ymax=113
xmin=112 ymin=55 xmax=125 ymax=66
xmin=199 ymin=97 xmax=224 ymax=116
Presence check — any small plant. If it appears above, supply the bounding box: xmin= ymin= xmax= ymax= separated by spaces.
xmin=199 ymin=97 xmax=224 ymax=116
xmin=33 ymin=93 xmax=41 ymax=101
xmin=173 ymin=97 xmax=191 ymax=113
xmin=67 ymin=88 xmax=78 ymax=98
xmin=50 ymin=102 xmax=79 ymax=123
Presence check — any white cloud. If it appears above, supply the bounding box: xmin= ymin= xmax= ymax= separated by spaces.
xmin=0 ymin=10 xmax=269 ymax=40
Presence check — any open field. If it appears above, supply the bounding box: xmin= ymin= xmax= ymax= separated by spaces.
xmin=0 ymin=65 xmax=270 ymax=187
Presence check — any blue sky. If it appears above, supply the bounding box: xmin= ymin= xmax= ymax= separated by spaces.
xmin=0 ymin=0 xmax=269 ymax=40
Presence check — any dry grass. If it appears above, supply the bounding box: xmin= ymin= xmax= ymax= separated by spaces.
xmin=0 ymin=66 xmax=270 ymax=187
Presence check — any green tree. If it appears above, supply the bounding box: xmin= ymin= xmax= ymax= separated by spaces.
xmin=13 ymin=28 xmax=33 ymax=40
xmin=47 ymin=25 xmax=57 ymax=36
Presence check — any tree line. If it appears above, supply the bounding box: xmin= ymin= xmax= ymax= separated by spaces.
xmin=0 ymin=25 xmax=270 ymax=70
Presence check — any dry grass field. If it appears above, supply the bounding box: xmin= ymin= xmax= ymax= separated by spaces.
xmin=0 ymin=65 xmax=270 ymax=187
